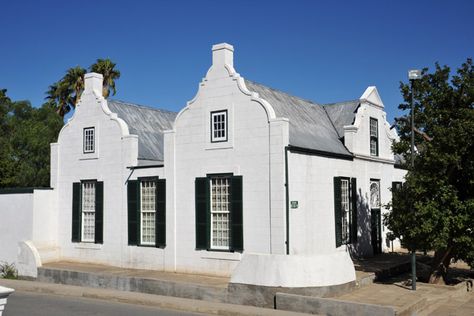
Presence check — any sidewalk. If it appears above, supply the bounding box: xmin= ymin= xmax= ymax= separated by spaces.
xmin=0 ymin=279 xmax=310 ymax=316
xmin=9 ymin=255 xmax=473 ymax=315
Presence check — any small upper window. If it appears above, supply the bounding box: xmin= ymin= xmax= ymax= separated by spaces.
xmin=211 ymin=110 xmax=227 ymax=142
xmin=370 ymin=118 xmax=378 ymax=156
xmin=84 ymin=127 xmax=95 ymax=153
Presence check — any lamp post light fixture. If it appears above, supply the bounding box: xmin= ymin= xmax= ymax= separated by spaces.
xmin=408 ymin=68 xmax=421 ymax=291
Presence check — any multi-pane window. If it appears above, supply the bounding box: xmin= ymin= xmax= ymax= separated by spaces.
xmin=211 ymin=110 xmax=227 ymax=142
xmin=127 ymin=179 xmax=166 ymax=248
xmin=334 ymin=177 xmax=357 ymax=247
xmin=195 ymin=175 xmax=243 ymax=252
xmin=140 ymin=180 xmax=156 ymax=245
xmin=84 ymin=127 xmax=95 ymax=153
xmin=370 ymin=118 xmax=378 ymax=156
xmin=210 ymin=177 xmax=230 ymax=249
xmin=341 ymin=179 xmax=351 ymax=244
xmin=81 ymin=181 xmax=96 ymax=242
xmin=370 ymin=180 xmax=381 ymax=209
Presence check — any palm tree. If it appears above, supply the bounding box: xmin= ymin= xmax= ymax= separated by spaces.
xmin=64 ymin=66 xmax=86 ymax=107
xmin=89 ymin=58 xmax=121 ymax=98
xmin=45 ymin=67 xmax=86 ymax=117
xmin=46 ymin=81 xmax=71 ymax=117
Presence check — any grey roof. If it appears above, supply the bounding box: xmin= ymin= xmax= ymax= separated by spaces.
xmin=108 ymin=100 xmax=177 ymax=162
xmin=323 ymin=100 xmax=360 ymax=138
xmin=245 ymin=80 xmax=352 ymax=156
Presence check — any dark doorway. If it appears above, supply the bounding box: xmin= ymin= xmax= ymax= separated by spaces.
xmin=371 ymin=208 xmax=382 ymax=255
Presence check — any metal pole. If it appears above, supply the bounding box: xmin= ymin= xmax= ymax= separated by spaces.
xmin=410 ymin=78 xmax=417 ymax=291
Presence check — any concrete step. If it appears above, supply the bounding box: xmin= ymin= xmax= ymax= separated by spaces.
xmin=37 ymin=262 xmax=228 ymax=304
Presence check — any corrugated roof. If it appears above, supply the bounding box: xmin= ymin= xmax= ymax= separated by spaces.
xmin=244 ymin=80 xmax=352 ymax=156
xmin=323 ymin=100 xmax=360 ymax=138
xmin=107 ymin=100 xmax=177 ymax=162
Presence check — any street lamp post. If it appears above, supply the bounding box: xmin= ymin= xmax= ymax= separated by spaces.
xmin=408 ymin=69 xmax=421 ymax=291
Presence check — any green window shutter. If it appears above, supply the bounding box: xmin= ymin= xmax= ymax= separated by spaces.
xmin=155 ymin=179 xmax=166 ymax=248
xmin=127 ymin=180 xmax=140 ymax=245
xmin=195 ymin=177 xmax=209 ymax=250
xmin=94 ymin=181 xmax=104 ymax=244
xmin=351 ymin=178 xmax=358 ymax=243
xmin=333 ymin=177 xmax=342 ymax=247
xmin=72 ymin=182 xmax=82 ymax=242
xmin=230 ymin=176 xmax=243 ymax=252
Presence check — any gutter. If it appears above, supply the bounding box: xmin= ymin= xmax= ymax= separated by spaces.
xmin=127 ymin=164 xmax=164 ymax=170
xmin=284 ymin=146 xmax=290 ymax=255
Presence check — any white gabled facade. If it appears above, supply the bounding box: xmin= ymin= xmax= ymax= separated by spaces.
xmin=51 ymin=73 xmax=169 ymax=270
xmin=0 ymin=43 xmax=406 ymax=289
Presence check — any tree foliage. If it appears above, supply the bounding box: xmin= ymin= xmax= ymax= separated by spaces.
xmin=0 ymin=90 xmax=63 ymax=188
xmin=385 ymin=58 xmax=474 ymax=283
xmin=46 ymin=59 xmax=120 ymax=117
xmin=89 ymin=58 xmax=121 ymax=98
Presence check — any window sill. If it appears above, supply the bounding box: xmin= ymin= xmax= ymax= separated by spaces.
xmin=79 ymin=156 xmax=99 ymax=161
xmin=74 ymin=243 xmax=102 ymax=250
xmin=201 ymin=251 xmax=242 ymax=261
xmin=205 ymin=143 xmax=233 ymax=151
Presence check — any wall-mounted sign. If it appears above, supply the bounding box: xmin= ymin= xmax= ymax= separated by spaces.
xmin=290 ymin=201 xmax=298 ymax=209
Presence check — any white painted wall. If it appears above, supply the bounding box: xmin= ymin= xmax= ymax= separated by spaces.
xmin=0 ymin=193 xmax=34 ymax=265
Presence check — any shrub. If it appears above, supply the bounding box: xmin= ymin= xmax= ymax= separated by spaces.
xmin=0 ymin=262 xmax=18 ymax=279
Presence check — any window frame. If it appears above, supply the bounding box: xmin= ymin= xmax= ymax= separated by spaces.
xmin=209 ymin=175 xmax=231 ymax=250
xmin=138 ymin=177 xmax=158 ymax=246
xmin=340 ymin=177 xmax=351 ymax=245
xmin=83 ymin=127 xmax=95 ymax=154
xmin=210 ymin=110 xmax=228 ymax=143
xmin=369 ymin=117 xmax=378 ymax=156
xmin=80 ymin=179 xmax=97 ymax=243
xmin=370 ymin=179 xmax=381 ymax=209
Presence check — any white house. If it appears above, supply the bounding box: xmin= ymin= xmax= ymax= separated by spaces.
xmin=0 ymin=43 xmax=405 ymax=291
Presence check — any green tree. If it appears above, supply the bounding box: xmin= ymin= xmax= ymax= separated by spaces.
xmin=89 ymin=58 xmax=121 ymax=98
xmin=0 ymin=90 xmax=63 ymax=188
xmin=46 ymin=66 xmax=86 ymax=117
xmin=385 ymin=58 xmax=474 ymax=284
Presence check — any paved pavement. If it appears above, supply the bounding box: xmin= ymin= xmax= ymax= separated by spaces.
xmin=419 ymin=295 xmax=474 ymax=316
xmin=5 ymin=291 xmax=204 ymax=316
xmin=0 ymin=279 xmax=309 ymax=316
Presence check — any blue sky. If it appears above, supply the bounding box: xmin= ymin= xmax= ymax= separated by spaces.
xmin=0 ymin=0 xmax=472 ymax=122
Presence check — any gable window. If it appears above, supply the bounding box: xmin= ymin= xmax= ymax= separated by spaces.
xmin=83 ymin=127 xmax=95 ymax=153
xmin=72 ymin=180 xmax=103 ymax=244
xmin=370 ymin=118 xmax=378 ymax=156
xmin=195 ymin=175 xmax=243 ymax=252
xmin=127 ymin=178 xmax=166 ymax=248
xmin=334 ymin=177 xmax=357 ymax=247
xmin=211 ymin=110 xmax=227 ymax=142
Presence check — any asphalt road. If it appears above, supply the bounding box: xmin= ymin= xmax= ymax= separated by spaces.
xmin=5 ymin=291 xmax=206 ymax=316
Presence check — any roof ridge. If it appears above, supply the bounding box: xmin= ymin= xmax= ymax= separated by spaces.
xmin=323 ymin=99 xmax=360 ymax=107
xmin=322 ymin=102 xmax=343 ymax=139
xmin=109 ymin=99 xmax=177 ymax=114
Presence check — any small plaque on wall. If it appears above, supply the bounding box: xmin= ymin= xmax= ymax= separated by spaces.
xmin=290 ymin=201 xmax=299 ymax=209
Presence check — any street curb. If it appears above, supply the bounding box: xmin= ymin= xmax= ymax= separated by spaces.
xmin=0 ymin=279 xmax=310 ymax=316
